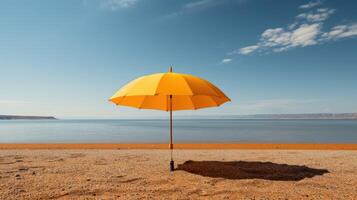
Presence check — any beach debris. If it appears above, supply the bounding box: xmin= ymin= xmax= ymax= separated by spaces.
xmin=15 ymin=174 xmax=21 ymax=180
xmin=15 ymin=188 xmax=26 ymax=194
xmin=94 ymin=159 xmax=108 ymax=165
xmin=49 ymin=158 xmax=65 ymax=162
xmin=69 ymin=153 xmax=85 ymax=158
xmin=19 ymin=167 xmax=29 ymax=171
xmin=119 ymin=177 xmax=143 ymax=183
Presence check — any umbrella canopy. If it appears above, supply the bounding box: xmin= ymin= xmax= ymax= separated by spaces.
xmin=110 ymin=70 xmax=230 ymax=110
xmin=109 ymin=67 xmax=230 ymax=171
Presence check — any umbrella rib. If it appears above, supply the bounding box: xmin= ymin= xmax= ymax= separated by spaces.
xmin=182 ymin=75 xmax=224 ymax=98
xmin=189 ymin=96 xmax=197 ymax=110
xmin=209 ymin=96 xmax=219 ymax=107
xmin=202 ymin=79 xmax=227 ymax=97
xmin=153 ymin=73 xmax=167 ymax=96
xmin=179 ymin=75 xmax=194 ymax=95
xmin=114 ymin=96 xmax=127 ymax=105
xmin=166 ymin=95 xmax=169 ymax=111
xmin=138 ymin=96 xmax=147 ymax=109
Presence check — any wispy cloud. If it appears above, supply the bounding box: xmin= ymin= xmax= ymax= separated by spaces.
xmin=237 ymin=99 xmax=321 ymax=114
xmin=235 ymin=45 xmax=259 ymax=55
xmin=299 ymin=1 xmax=321 ymax=9
xmin=296 ymin=8 xmax=335 ymax=22
xmin=221 ymin=58 xmax=232 ymax=64
xmin=321 ymin=24 xmax=357 ymax=40
xmin=184 ymin=0 xmax=221 ymax=10
xmin=230 ymin=2 xmax=357 ymax=56
xmin=100 ymin=0 xmax=138 ymax=10
xmin=165 ymin=0 xmax=245 ymax=19
xmin=235 ymin=23 xmax=322 ymax=54
xmin=185 ymin=0 xmax=246 ymax=10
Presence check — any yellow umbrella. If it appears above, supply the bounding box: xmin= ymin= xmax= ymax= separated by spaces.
xmin=109 ymin=67 xmax=230 ymax=171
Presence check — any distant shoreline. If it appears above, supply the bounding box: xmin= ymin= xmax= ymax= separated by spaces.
xmin=1 ymin=113 xmax=357 ymax=120
xmin=1 ymin=143 xmax=357 ymax=150
xmin=174 ymin=113 xmax=357 ymax=120
xmin=0 ymin=115 xmax=56 ymax=120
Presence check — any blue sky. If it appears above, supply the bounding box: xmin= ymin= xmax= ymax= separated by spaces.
xmin=0 ymin=0 xmax=357 ymax=118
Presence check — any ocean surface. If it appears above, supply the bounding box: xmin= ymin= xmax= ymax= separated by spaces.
xmin=1 ymin=119 xmax=357 ymax=143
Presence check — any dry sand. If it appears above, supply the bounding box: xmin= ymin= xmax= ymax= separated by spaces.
xmin=1 ymin=148 xmax=357 ymax=200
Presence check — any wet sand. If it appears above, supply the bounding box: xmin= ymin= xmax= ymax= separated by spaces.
xmin=1 ymin=148 xmax=357 ymax=199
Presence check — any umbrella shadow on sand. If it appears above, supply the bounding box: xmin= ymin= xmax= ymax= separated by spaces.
xmin=177 ymin=160 xmax=329 ymax=181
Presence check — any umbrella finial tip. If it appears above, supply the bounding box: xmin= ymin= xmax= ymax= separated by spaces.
xmin=169 ymin=66 xmax=173 ymax=72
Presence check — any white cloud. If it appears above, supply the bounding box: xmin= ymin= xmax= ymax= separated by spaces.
xmin=234 ymin=23 xmax=321 ymax=55
xmin=290 ymin=23 xmax=320 ymax=46
xmin=230 ymin=2 xmax=356 ymax=55
xmin=184 ymin=0 xmax=245 ymax=10
xmin=321 ymin=23 xmax=357 ymax=40
xmin=184 ymin=0 xmax=218 ymax=10
xmin=296 ymin=8 xmax=335 ymax=22
xmin=238 ymin=45 xmax=259 ymax=55
xmin=221 ymin=58 xmax=232 ymax=64
xmin=261 ymin=28 xmax=292 ymax=47
xmin=299 ymin=1 xmax=321 ymax=9
xmin=165 ymin=0 xmax=245 ymax=19
xmin=101 ymin=0 xmax=138 ymax=10
xmin=288 ymin=22 xmax=298 ymax=30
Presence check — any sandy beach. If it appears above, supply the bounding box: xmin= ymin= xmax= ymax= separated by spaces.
xmin=1 ymin=147 xmax=357 ymax=199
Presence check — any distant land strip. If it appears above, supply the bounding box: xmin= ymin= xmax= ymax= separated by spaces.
xmin=1 ymin=143 xmax=357 ymax=150
xmin=177 ymin=113 xmax=357 ymax=119
xmin=0 ymin=115 xmax=56 ymax=120
xmin=1 ymin=113 xmax=357 ymax=120
xmin=229 ymin=113 xmax=357 ymax=119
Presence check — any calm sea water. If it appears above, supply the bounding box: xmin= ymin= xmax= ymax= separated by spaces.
xmin=1 ymin=119 xmax=357 ymax=143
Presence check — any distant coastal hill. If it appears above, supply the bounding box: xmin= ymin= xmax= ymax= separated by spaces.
xmin=218 ymin=113 xmax=357 ymax=120
xmin=176 ymin=113 xmax=357 ymax=120
xmin=0 ymin=115 xmax=56 ymax=120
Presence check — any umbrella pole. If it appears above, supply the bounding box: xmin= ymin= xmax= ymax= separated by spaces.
xmin=169 ymin=95 xmax=174 ymax=171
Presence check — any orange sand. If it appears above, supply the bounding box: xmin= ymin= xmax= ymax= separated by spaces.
xmin=1 ymin=149 xmax=357 ymax=199
xmin=1 ymin=143 xmax=357 ymax=150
